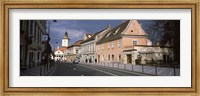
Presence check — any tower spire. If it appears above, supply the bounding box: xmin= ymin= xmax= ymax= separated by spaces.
xmin=62 ymin=32 xmax=69 ymax=47
xmin=63 ymin=32 xmax=69 ymax=39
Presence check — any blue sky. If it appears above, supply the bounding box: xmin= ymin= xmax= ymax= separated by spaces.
xmin=47 ymin=20 xmax=154 ymax=49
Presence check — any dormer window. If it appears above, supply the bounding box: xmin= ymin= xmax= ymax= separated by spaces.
xmin=114 ymin=28 xmax=120 ymax=35
xmin=88 ymin=35 xmax=91 ymax=38
xmin=106 ymin=32 xmax=111 ymax=38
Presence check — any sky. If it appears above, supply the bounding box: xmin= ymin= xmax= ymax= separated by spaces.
xmin=47 ymin=20 xmax=154 ymax=49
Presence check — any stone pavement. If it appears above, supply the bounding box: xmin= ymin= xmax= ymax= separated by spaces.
xmin=20 ymin=64 xmax=55 ymax=76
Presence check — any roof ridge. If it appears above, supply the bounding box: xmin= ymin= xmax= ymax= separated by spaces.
xmin=96 ymin=20 xmax=130 ymax=44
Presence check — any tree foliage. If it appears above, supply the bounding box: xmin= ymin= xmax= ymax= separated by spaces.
xmin=148 ymin=20 xmax=180 ymax=63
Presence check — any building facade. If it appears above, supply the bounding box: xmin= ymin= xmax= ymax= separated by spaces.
xmin=133 ymin=45 xmax=172 ymax=64
xmin=80 ymin=26 xmax=110 ymax=64
xmin=65 ymin=40 xmax=83 ymax=62
xmin=20 ymin=20 xmax=47 ymax=69
xmin=54 ymin=47 xmax=66 ymax=61
xmin=96 ymin=20 xmax=172 ymax=65
xmin=54 ymin=32 xmax=68 ymax=61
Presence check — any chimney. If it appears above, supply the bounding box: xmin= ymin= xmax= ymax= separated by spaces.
xmin=140 ymin=23 xmax=142 ymax=27
xmin=107 ymin=24 xmax=111 ymax=29
xmin=83 ymin=33 xmax=87 ymax=40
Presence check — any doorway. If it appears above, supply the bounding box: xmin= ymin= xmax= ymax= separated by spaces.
xmin=127 ymin=54 xmax=132 ymax=64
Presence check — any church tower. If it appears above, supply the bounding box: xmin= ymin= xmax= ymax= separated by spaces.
xmin=62 ymin=32 xmax=69 ymax=47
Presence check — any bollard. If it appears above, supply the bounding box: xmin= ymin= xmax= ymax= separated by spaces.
xmin=118 ymin=63 xmax=119 ymax=69
xmin=142 ymin=65 xmax=144 ymax=73
xmin=155 ymin=66 xmax=158 ymax=75
xmin=44 ymin=66 xmax=45 ymax=75
xmin=40 ymin=67 xmax=42 ymax=76
xmin=132 ymin=64 xmax=133 ymax=71
xmin=174 ymin=67 xmax=176 ymax=76
xmin=124 ymin=64 xmax=126 ymax=70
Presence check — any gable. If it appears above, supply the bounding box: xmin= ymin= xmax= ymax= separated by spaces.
xmin=122 ymin=20 xmax=147 ymax=35
xmin=54 ymin=50 xmax=64 ymax=54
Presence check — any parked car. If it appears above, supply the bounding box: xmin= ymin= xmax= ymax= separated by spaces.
xmin=73 ymin=60 xmax=79 ymax=64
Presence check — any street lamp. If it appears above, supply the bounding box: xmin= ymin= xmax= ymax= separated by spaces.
xmin=54 ymin=40 xmax=58 ymax=51
xmin=48 ymin=20 xmax=57 ymax=36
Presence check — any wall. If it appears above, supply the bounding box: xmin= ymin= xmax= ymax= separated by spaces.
xmin=96 ymin=39 xmax=123 ymax=63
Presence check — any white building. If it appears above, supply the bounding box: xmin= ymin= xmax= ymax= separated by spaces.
xmin=65 ymin=40 xmax=83 ymax=62
xmin=133 ymin=45 xmax=172 ymax=64
xmin=54 ymin=47 xmax=66 ymax=61
xmin=80 ymin=34 xmax=95 ymax=63
xmin=54 ymin=32 xmax=68 ymax=61
xmin=80 ymin=25 xmax=110 ymax=63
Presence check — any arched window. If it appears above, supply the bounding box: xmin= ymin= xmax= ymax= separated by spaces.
xmin=37 ymin=51 xmax=40 ymax=60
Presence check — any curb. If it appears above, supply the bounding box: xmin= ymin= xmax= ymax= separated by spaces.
xmin=81 ymin=63 xmax=155 ymax=76
xmin=47 ymin=65 xmax=57 ymax=76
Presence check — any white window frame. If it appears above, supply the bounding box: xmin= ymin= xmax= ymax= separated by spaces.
xmin=112 ymin=42 xmax=114 ymax=48
xmin=118 ymin=40 xmax=121 ymax=48
xmin=102 ymin=44 xmax=104 ymax=49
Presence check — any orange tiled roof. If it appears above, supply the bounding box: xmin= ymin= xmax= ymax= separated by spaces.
xmin=67 ymin=40 xmax=83 ymax=48
xmin=55 ymin=47 xmax=67 ymax=53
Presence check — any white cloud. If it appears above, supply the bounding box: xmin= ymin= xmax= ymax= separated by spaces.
xmin=51 ymin=27 xmax=86 ymax=39
xmin=68 ymin=29 xmax=85 ymax=39
xmin=50 ymin=27 xmax=86 ymax=46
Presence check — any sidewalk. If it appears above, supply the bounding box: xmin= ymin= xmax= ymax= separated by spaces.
xmin=81 ymin=63 xmax=180 ymax=76
xmin=20 ymin=64 xmax=55 ymax=76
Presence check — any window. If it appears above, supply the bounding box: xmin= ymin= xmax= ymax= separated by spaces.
xmin=108 ymin=43 xmax=110 ymax=48
xmin=131 ymin=30 xmax=133 ymax=32
xmin=133 ymin=41 xmax=138 ymax=45
xmin=112 ymin=55 xmax=114 ymax=61
xmin=37 ymin=52 xmax=40 ymax=60
xmin=108 ymin=55 xmax=110 ymax=61
xmin=89 ymin=45 xmax=91 ymax=52
xmin=29 ymin=21 xmax=33 ymax=36
xmin=118 ymin=40 xmax=121 ymax=48
xmin=37 ymin=26 xmax=40 ymax=43
xmin=26 ymin=21 xmax=29 ymax=32
xmin=112 ymin=42 xmax=114 ymax=48
xmin=101 ymin=44 xmax=104 ymax=49
xmin=119 ymin=54 xmax=121 ymax=62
